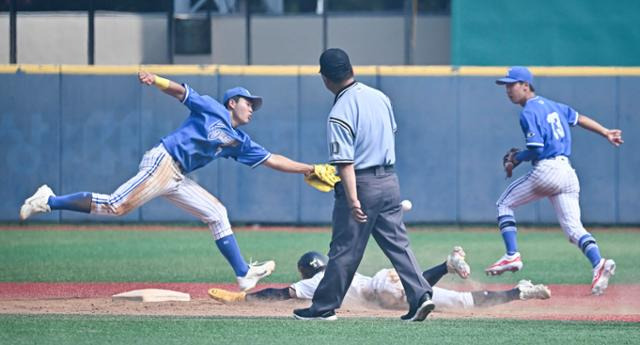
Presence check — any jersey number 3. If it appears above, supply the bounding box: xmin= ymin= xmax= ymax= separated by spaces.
xmin=546 ymin=112 xmax=565 ymax=140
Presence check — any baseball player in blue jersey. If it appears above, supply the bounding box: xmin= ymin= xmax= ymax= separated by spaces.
xmin=486 ymin=66 xmax=624 ymax=296
xmin=19 ymin=71 xmax=314 ymax=291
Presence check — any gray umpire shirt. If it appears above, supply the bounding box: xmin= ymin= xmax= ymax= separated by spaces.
xmin=327 ymin=82 xmax=397 ymax=169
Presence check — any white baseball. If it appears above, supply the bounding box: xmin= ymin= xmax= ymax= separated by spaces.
xmin=400 ymin=199 xmax=412 ymax=212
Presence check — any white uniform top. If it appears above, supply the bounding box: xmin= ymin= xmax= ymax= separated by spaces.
xmin=327 ymin=82 xmax=397 ymax=169
xmin=291 ymin=269 xmax=474 ymax=310
xmin=291 ymin=271 xmax=375 ymax=307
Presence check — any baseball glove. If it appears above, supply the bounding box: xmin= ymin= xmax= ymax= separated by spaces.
xmin=304 ymin=164 xmax=341 ymax=192
xmin=503 ymin=147 xmax=521 ymax=178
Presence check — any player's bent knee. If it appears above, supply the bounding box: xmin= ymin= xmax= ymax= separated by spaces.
xmin=209 ymin=221 xmax=233 ymax=240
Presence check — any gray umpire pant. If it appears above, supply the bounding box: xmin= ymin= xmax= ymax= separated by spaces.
xmin=310 ymin=167 xmax=432 ymax=313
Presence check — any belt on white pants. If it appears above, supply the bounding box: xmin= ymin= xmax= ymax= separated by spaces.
xmin=533 ymin=155 xmax=569 ymax=166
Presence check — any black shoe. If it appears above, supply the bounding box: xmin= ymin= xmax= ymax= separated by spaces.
xmin=400 ymin=294 xmax=435 ymax=322
xmin=293 ymin=307 xmax=337 ymax=321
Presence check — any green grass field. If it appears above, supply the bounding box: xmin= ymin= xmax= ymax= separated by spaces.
xmin=1 ymin=225 xmax=639 ymax=344
xmin=1 ymin=226 xmax=637 ymax=284
xmin=1 ymin=315 xmax=638 ymax=345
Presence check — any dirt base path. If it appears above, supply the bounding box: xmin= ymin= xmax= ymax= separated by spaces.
xmin=1 ymin=282 xmax=638 ymax=322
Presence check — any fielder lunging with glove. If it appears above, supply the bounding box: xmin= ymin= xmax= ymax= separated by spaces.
xmin=19 ymin=71 xmax=317 ymax=291
xmin=488 ymin=67 xmax=623 ymax=296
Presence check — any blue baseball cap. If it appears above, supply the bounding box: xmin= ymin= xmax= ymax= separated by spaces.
xmin=223 ymin=87 xmax=263 ymax=111
xmin=496 ymin=66 xmax=534 ymax=87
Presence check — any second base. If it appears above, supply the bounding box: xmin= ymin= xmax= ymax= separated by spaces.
xmin=112 ymin=288 xmax=191 ymax=302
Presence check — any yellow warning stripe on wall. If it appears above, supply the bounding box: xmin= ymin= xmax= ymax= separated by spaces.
xmin=1 ymin=65 xmax=639 ymax=76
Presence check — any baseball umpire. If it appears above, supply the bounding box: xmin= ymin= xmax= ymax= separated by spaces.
xmin=487 ymin=66 xmax=623 ymax=296
xmin=19 ymin=71 xmax=315 ymax=291
xmin=292 ymin=48 xmax=434 ymax=321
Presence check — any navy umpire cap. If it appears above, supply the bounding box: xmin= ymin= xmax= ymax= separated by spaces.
xmin=223 ymin=87 xmax=263 ymax=111
xmin=319 ymin=48 xmax=353 ymax=82
xmin=496 ymin=66 xmax=534 ymax=87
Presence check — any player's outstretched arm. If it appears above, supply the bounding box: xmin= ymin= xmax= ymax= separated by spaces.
xmin=138 ymin=70 xmax=186 ymax=101
xmin=247 ymin=287 xmax=297 ymax=301
xmin=577 ymin=114 xmax=624 ymax=147
xmin=208 ymin=287 xmax=295 ymax=303
xmin=263 ymin=154 xmax=314 ymax=174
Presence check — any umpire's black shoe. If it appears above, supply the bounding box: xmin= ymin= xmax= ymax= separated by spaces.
xmin=400 ymin=294 xmax=435 ymax=322
xmin=293 ymin=307 xmax=337 ymax=321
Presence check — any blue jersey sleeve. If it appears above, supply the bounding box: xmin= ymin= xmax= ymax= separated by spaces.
xmin=181 ymin=84 xmax=222 ymax=114
xmin=519 ymin=110 xmax=544 ymax=148
xmin=558 ymin=103 xmax=579 ymax=127
xmin=515 ymin=146 xmax=543 ymax=162
xmin=230 ymin=131 xmax=272 ymax=168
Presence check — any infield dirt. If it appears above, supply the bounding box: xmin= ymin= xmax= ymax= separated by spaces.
xmin=1 ymin=282 xmax=638 ymax=322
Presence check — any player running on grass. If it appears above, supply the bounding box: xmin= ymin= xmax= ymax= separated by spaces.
xmin=488 ymin=66 xmax=623 ymax=296
xmin=209 ymin=247 xmax=550 ymax=311
xmin=19 ymin=71 xmax=315 ymax=291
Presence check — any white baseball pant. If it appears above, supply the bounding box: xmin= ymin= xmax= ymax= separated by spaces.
xmin=370 ymin=269 xmax=474 ymax=309
xmin=496 ymin=156 xmax=588 ymax=245
xmin=90 ymin=144 xmax=233 ymax=240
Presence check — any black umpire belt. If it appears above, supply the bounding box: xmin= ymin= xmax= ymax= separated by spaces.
xmin=355 ymin=165 xmax=395 ymax=176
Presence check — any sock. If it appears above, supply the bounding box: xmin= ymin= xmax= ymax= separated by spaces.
xmin=498 ymin=215 xmax=518 ymax=255
xmin=215 ymin=234 xmax=249 ymax=277
xmin=578 ymin=234 xmax=602 ymax=268
xmin=471 ymin=289 xmax=520 ymax=308
xmin=422 ymin=262 xmax=448 ymax=286
xmin=48 ymin=192 xmax=92 ymax=213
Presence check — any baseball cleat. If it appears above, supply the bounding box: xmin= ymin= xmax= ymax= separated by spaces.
xmin=208 ymin=288 xmax=246 ymax=303
xmin=19 ymin=184 xmax=55 ymax=221
xmin=446 ymin=246 xmax=471 ymax=279
xmin=236 ymin=260 xmax=276 ymax=291
xmin=516 ymin=280 xmax=551 ymax=300
xmin=293 ymin=308 xmax=337 ymax=321
xmin=485 ymin=252 xmax=523 ymax=276
xmin=591 ymin=258 xmax=616 ymax=296
xmin=400 ymin=294 xmax=435 ymax=322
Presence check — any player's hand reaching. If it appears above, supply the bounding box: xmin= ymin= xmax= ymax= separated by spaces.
xmin=605 ymin=129 xmax=624 ymax=147
xmin=577 ymin=115 xmax=624 ymax=148
xmin=137 ymin=71 xmax=186 ymax=100
xmin=138 ymin=71 xmax=156 ymax=86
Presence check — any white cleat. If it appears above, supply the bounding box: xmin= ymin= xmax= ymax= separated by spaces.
xmin=236 ymin=260 xmax=276 ymax=291
xmin=446 ymin=246 xmax=471 ymax=279
xmin=485 ymin=252 xmax=523 ymax=276
xmin=517 ymin=280 xmax=551 ymax=300
xmin=19 ymin=184 xmax=55 ymax=221
xmin=591 ymin=258 xmax=616 ymax=296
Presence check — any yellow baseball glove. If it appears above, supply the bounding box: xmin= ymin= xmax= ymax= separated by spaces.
xmin=304 ymin=164 xmax=341 ymax=192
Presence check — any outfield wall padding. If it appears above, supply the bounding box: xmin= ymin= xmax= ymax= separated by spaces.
xmin=1 ymin=66 xmax=637 ymax=224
